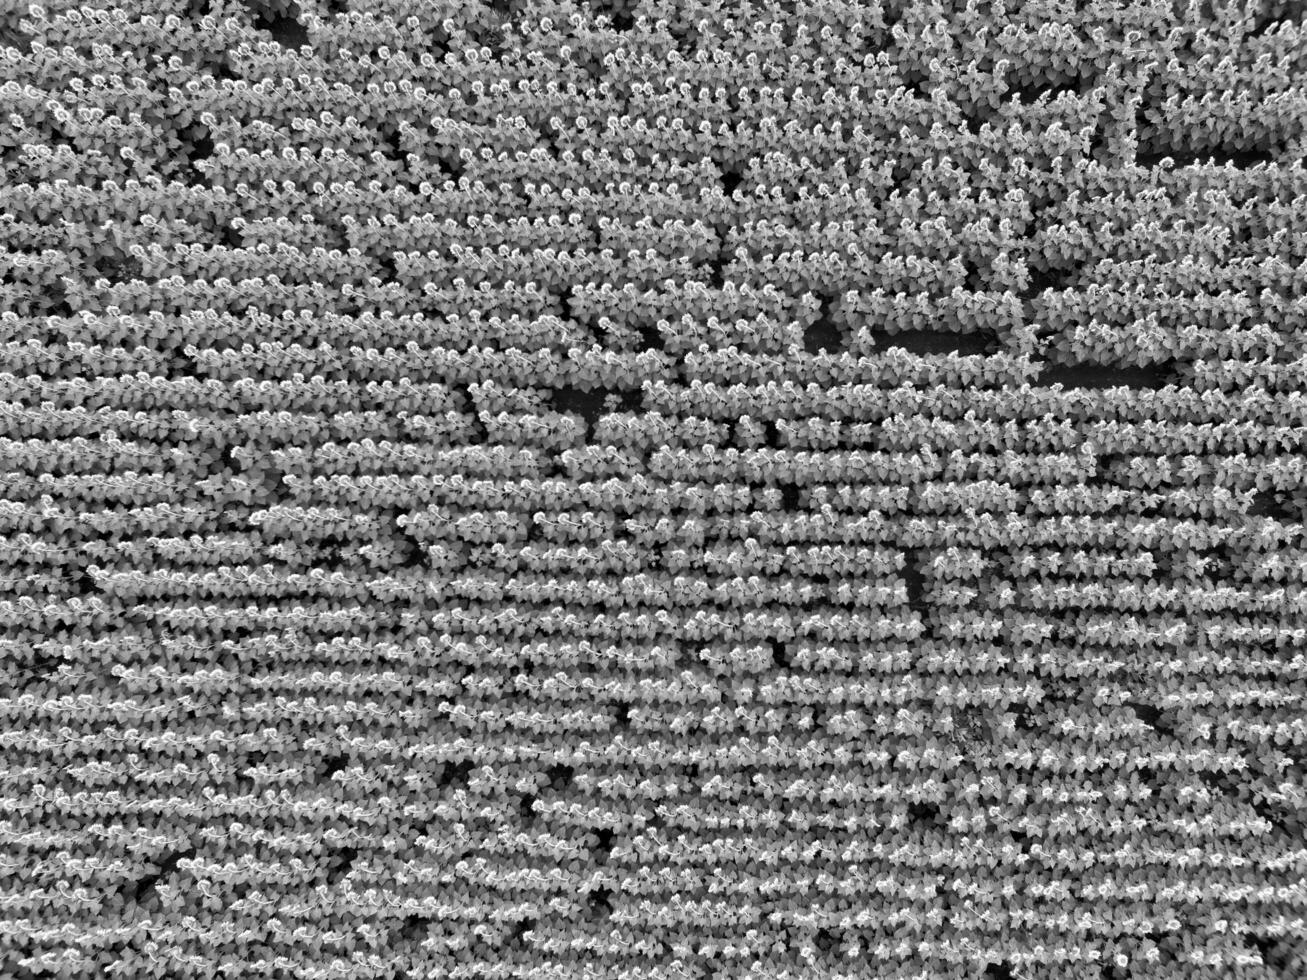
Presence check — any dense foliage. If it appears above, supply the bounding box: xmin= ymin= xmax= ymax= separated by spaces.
xmin=2 ymin=1 xmax=1307 ymax=978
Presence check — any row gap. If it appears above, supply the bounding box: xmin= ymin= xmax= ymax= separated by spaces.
xmin=123 ymin=848 xmax=196 ymax=909
xmin=248 ymin=1 xmax=309 ymax=49
xmin=1039 ymin=359 xmax=1182 ymax=391
xmin=323 ymin=846 xmax=358 ymax=886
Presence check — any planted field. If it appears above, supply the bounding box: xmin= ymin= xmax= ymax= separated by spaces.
xmin=1 ymin=1 xmax=1306 ymax=978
